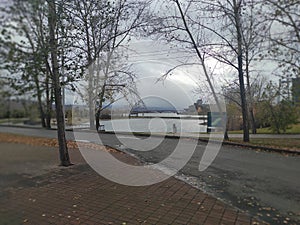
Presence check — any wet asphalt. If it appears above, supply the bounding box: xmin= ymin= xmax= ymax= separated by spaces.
xmin=105 ymin=136 xmax=300 ymax=224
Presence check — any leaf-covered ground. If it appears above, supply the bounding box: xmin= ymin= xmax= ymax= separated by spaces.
xmin=0 ymin=132 xmax=120 ymax=153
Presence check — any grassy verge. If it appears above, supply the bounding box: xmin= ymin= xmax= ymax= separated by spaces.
xmin=0 ymin=118 xmax=29 ymax=124
xmin=228 ymin=138 xmax=300 ymax=151
xmin=229 ymin=123 xmax=300 ymax=134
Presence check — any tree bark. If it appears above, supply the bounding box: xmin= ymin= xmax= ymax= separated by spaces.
xmin=45 ymin=70 xmax=52 ymax=129
xmin=48 ymin=0 xmax=71 ymax=166
xmin=34 ymin=74 xmax=46 ymax=128
xmin=233 ymin=0 xmax=250 ymax=142
xmin=88 ymin=65 xmax=95 ymax=129
xmin=83 ymin=12 xmax=95 ymax=130
xmin=95 ymin=87 xmax=106 ymax=131
xmin=245 ymin=51 xmax=256 ymax=134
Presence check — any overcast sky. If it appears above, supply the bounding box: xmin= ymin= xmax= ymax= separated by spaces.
xmin=1 ymin=0 xmax=284 ymax=108
xmin=67 ymin=39 xmax=206 ymax=109
xmin=66 ymin=36 xmax=276 ymax=109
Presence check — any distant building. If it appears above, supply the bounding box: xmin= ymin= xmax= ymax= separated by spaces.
xmin=182 ymin=99 xmax=210 ymax=115
xmin=130 ymin=97 xmax=178 ymax=116
xmin=194 ymin=99 xmax=209 ymax=115
xmin=183 ymin=105 xmax=198 ymax=115
xmin=292 ymin=78 xmax=300 ymax=105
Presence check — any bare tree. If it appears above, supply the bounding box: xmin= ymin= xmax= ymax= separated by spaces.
xmin=231 ymin=0 xmax=250 ymax=141
xmin=48 ymin=0 xmax=71 ymax=166
xmin=65 ymin=0 xmax=150 ymax=129
xmin=153 ymin=0 xmax=272 ymax=141
xmin=151 ymin=0 xmax=257 ymax=140
xmin=172 ymin=0 xmax=229 ymax=139
xmin=0 ymin=0 xmax=54 ymax=128
xmin=93 ymin=49 xmax=138 ymax=131
xmin=240 ymin=0 xmax=268 ymax=134
xmin=222 ymin=75 xmax=268 ymax=130
xmin=184 ymin=0 xmax=253 ymax=141
xmin=263 ymin=0 xmax=300 ymax=78
xmin=0 ymin=0 xmax=72 ymax=165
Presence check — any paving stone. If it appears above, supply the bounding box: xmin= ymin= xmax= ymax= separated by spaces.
xmin=0 ymin=143 xmax=260 ymax=224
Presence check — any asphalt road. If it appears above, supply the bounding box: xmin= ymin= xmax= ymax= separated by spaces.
xmin=1 ymin=126 xmax=299 ymax=224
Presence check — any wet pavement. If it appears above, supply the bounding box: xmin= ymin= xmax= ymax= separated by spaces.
xmin=0 ymin=142 xmax=260 ymax=225
xmin=120 ymin=138 xmax=300 ymax=224
xmin=0 ymin=126 xmax=299 ymax=224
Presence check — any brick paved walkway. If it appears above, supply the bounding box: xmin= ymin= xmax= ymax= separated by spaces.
xmin=0 ymin=143 xmax=262 ymax=225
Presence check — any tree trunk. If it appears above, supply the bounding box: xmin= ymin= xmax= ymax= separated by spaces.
xmin=174 ymin=0 xmax=228 ymax=139
xmin=88 ymin=65 xmax=95 ymax=129
xmin=245 ymin=50 xmax=256 ymax=134
xmin=95 ymin=52 xmax=112 ymax=131
xmin=249 ymin=108 xmax=256 ymax=134
xmin=95 ymin=88 xmax=106 ymax=131
xmin=95 ymin=109 xmax=101 ymax=131
xmin=224 ymin=129 xmax=229 ymax=141
xmin=37 ymin=95 xmax=46 ymax=128
xmin=48 ymin=0 xmax=71 ymax=166
xmin=45 ymin=70 xmax=52 ymax=129
xmin=34 ymin=74 xmax=46 ymax=128
xmin=84 ymin=16 xmax=95 ymax=130
xmin=233 ymin=0 xmax=250 ymax=142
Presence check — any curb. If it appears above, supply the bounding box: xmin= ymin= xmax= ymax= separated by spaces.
xmin=1 ymin=124 xmax=299 ymax=155
xmin=225 ymin=141 xmax=300 ymax=155
xmin=102 ymin=131 xmax=300 ymax=155
xmin=198 ymin=138 xmax=300 ymax=155
xmin=0 ymin=124 xmax=46 ymax=130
